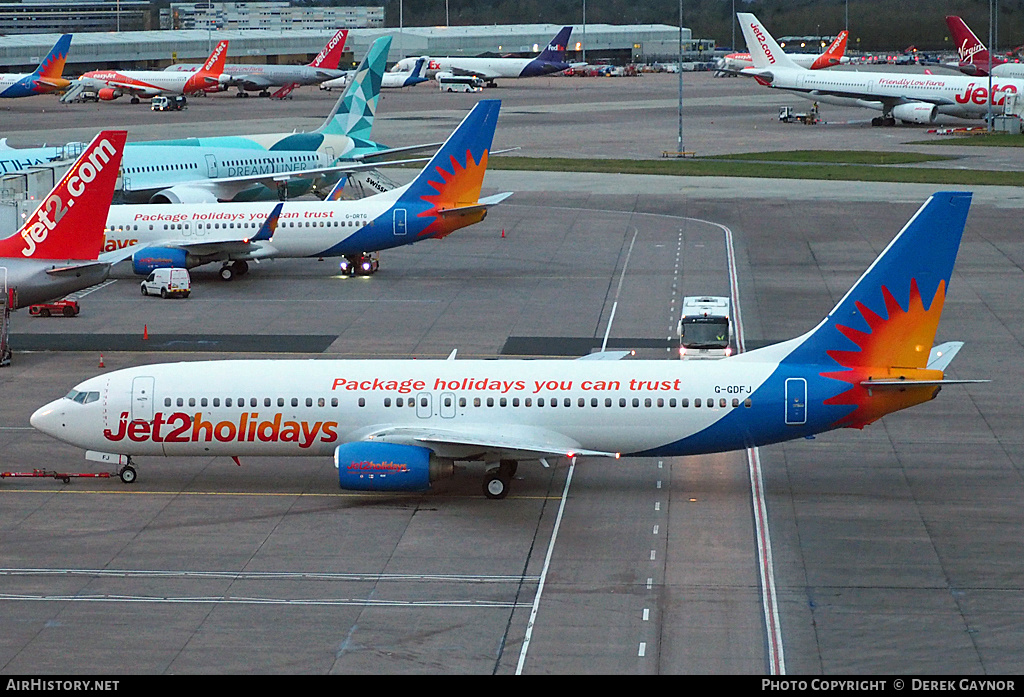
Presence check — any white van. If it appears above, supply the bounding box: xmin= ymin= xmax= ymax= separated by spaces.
xmin=436 ymin=72 xmax=483 ymax=93
xmin=141 ymin=268 xmax=191 ymax=299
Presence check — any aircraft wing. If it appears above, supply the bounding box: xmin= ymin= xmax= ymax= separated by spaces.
xmin=123 ymin=157 xmax=432 ymax=202
xmin=230 ymin=75 xmax=273 ymax=90
xmin=351 ymin=142 xmax=444 ymax=162
xmin=449 ymin=65 xmax=501 ymax=79
xmin=101 ymin=203 xmax=284 ymax=265
xmin=363 ymin=424 xmax=619 ymax=461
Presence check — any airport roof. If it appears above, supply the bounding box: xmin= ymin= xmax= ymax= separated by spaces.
xmin=0 ymin=24 xmax=694 ymax=71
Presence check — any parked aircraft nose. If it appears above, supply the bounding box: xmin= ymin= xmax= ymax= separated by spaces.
xmin=30 ymin=400 xmax=63 ymax=437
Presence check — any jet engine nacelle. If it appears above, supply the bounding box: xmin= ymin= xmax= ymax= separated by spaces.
xmin=892 ymin=102 xmax=938 ymax=124
xmin=149 ymin=186 xmax=220 ymax=204
xmin=132 ymin=247 xmax=190 ymax=275
xmin=335 ymin=442 xmax=454 ymax=492
xmin=97 ymin=88 xmax=120 ymax=101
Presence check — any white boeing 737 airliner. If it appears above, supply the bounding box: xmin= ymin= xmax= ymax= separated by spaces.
xmin=33 ymin=192 xmax=981 ymax=498
xmin=738 ymin=12 xmax=1024 ymax=125
xmin=99 ymin=100 xmax=509 ymax=280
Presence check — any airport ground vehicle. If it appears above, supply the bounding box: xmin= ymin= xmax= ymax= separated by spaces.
xmin=437 ymin=72 xmax=483 ymax=92
xmin=151 ymin=95 xmax=187 ymax=111
xmin=29 ymin=299 xmax=79 ymax=317
xmin=677 ymin=296 xmax=732 ymax=359
xmin=141 ymin=268 xmax=190 ymax=299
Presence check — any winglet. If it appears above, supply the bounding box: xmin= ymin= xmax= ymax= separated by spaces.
xmin=249 ymin=203 xmax=284 ymax=242
xmin=0 ymin=130 xmax=126 ymax=261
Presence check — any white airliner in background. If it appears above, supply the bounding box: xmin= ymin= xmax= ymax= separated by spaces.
xmin=320 ymin=57 xmax=429 ymax=91
xmin=32 ymin=191 xmax=981 ymax=499
xmin=738 ymin=12 xmax=1024 ymax=125
xmin=392 ymin=26 xmax=573 ymax=87
xmin=100 ymin=100 xmax=510 ymax=280
xmin=716 ymin=30 xmax=849 ymax=75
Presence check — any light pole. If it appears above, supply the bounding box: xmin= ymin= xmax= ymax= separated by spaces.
xmin=678 ymin=0 xmax=683 ymax=155
xmin=582 ymin=0 xmax=587 ymax=64
xmin=988 ymin=0 xmax=994 ymax=131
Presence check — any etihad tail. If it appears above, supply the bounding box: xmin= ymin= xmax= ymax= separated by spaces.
xmin=766 ymin=192 xmax=973 ymax=428
xmin=309 ymin=29 xmax=349 ymax=70
xmin=315 ymin=35 xmax=389 ymax=140
xmin=810 ymin=30 xmax=847 ymax=70
xmin=537 ymin=27 xmax=573 ymax=62
xmin=0 ymin=131 xmax=126 ymax=261
xmin=738 ymin=13 xmax=802 ymax=72
xmin=398 ymin=100 xmax=504 ymax=239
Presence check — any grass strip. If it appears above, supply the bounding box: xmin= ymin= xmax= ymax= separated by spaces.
xmin=907 ymin=133 xmax=1024 ymax=147
xmin=489 ymin=156 xmax=1024 ymax=186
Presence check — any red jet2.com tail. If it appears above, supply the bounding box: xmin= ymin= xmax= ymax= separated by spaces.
xmin=309 ymin=29 xmax=348 ymax=70
xmin=0 ymin=130 xmax=127 ymax=261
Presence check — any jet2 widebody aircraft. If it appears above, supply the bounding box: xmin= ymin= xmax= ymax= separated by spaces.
xmin=34 ymin=191 xmax=981 ymax=498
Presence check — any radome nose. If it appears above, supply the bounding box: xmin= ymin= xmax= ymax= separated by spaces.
xmin=30 ymin=401 xmax=61 ymax=435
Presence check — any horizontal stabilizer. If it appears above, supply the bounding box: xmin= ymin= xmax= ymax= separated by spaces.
xmin=45 ymin=261 xmax=109 ymax=276
xmin=436 ymin=192 xmax=513 ymax=219
xmin=860 ymin=378 xmax=989 ymax=388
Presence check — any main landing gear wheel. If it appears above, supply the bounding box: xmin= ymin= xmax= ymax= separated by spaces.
xmin=484 ymin=473 xmax=510 ymax=499
xmin=119 ymin=465 xmax=137 ymax=484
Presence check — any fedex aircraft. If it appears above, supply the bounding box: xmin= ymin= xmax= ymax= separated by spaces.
xmin=946 ymin=16 xmax=1024 ymax=80
xmin=392 ymin=26 xmax=573 ymax=86
xmin=74 ymin=40 xmax=231 ymax=103
xmin=165 ymin=29 xmax=350 ymax=97
xmin=0 ymin=131 xmax=125 ymax=307
xmin=320 ymin=57 xmax=429 ymax=91
xmin=716 ymin=30 xmax=849 ymax=75
xmin=738 ymin=13 xmax=1024 ymax=125
xmin=0 ymin=34 xmax=72 ymax=97
xmin=33 ymin=191 xmax=979 ymax=498
xmin=99 ymin=100 xmax=510 ymax=281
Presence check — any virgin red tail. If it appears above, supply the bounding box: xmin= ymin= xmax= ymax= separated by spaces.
xmin=0 ymin=130 xmax=126 ymax=261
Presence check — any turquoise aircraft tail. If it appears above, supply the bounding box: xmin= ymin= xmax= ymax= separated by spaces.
xmin=315 ymin=36 xmax=391 ymax=141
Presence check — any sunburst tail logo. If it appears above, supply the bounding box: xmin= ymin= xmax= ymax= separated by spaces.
xmin=398 ymin=100 xmax=501 ymax=239
xmin=780 ymin=192 xmax=973 ymax=428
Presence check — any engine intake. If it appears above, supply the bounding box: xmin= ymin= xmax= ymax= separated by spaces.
xmin=335 ymin=442 xmax=454 ymax=492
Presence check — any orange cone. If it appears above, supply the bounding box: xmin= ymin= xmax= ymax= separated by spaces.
xmin=98 ymin=354 xmax=104 ymax=368
xmin=143 ymin=325 xmax=148 ymax=340
xmin=501 ymin=229 xmax=505 ymax=238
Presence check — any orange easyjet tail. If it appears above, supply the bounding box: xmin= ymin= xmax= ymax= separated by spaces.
xmin=183 ymin=40 xmax=230 ymax=93
xmin=0 ymin=131 xmax=126 ymax=261
xmin=810 ymin=30 xmax=848 ymax=70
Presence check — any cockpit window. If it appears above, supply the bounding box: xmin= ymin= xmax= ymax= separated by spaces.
xmin=65 ymin=390 xmax=99 ymax=404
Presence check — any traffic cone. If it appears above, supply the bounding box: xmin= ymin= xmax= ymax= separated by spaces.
xmin=501 ymin=229 xmax=505 ymax=238
xmin=98 ymin=354 xmax=104 ymax=368
xmin=143 ymin=325 xmax=148 ymax=340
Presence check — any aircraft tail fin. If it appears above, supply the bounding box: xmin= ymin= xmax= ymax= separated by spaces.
xmin=946 ymin=15 xmax=995 ymax=73
xmin=0 ymin=130 xmax=126 ymax=261
xmin=183 ymin=40 xmax=230 ymax=93
xmin=537 ymin=27 xmax=573 ymax=62
xmin=737 ymin=13 xmax=802 ymax=71
xmin=774 ymin=192 xmax=973 ymax=428
xmin=199 ymin=39 xmax=229 ymax=76
xmin=397 ymin=100 xmax=501 ymax=238
xmin=810 ymin=30 xmax=847 ymax=69
xmin=34 ymin=34 xmax=72 ymax=80
xmin=308 ymin=29 xmax=349 ymax=70
xmin=315 ymin=35 xmax=390 ymax=140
